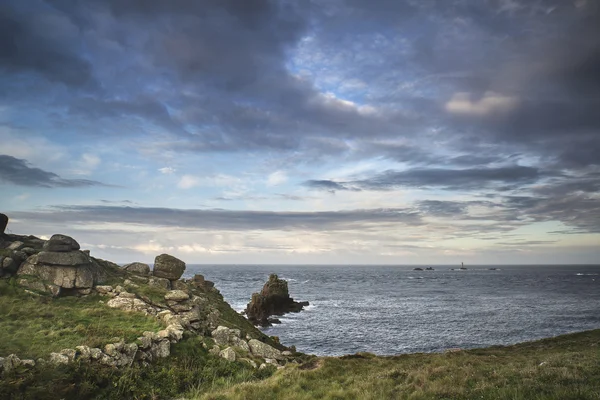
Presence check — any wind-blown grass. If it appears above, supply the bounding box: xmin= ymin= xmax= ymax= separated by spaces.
xmin=0 ymin=280 xmax=161 ymax=359
xmin=196 ymin=329 xmax=600 ymax=400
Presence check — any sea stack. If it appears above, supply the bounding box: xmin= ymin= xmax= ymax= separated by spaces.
xmin=245 ymin=274 xmax=309 ymax=327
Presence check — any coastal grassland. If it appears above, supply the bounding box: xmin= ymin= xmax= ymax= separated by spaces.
xmin=0 ymin=335 xmax=276 ymax=400
xmin=196 ymin=329 xmax=600 ymax=400
xmin=0 ymin=279 xmax=162 ymax=359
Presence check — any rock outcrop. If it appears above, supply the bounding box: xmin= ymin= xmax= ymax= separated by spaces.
xmin=245 ymin=274 xmax=309 ymax=327
xmin=42 ymin=234 xmax=80 ymax=252
xmin=17 ymin=234 xmax=107 ymax=296
xmin=153 ymin=254 xmax=185 ymax=280
xmin=0 ymin=213 xmax=8 ymax=234
xmin=123 ymin=262 xmax=151 ymax=275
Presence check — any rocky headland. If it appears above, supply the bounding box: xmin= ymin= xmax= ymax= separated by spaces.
xmin=0 ymin=213 xmax=304 ymax=381
xmin=245 ymin=273 xmax=309 ymax=327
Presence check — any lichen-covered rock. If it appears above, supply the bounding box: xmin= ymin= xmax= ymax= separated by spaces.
xmin=7 ymin=241 xmax=24 ymax=250
xmin=211 ymin=326 xmax=250 ymax=352
xmin=150 ymin=339 xmax=170 ymax=359
xmin=106 ymin=296 xmax=154 ymax=313
xmin=245 ymin=274 xmax=309 ymax=327
xmin=18 ymin=253 xmax=94 ymax=289
xmin=42 ymin=234 xmax=80 ymax=252
xmin=248 ymin=339 xmax=285 ymax=360
xmin=36 ymin=251 xmax=89 ymax=266
xmin=17 ymin=249 xmax=106 ymax=294
xmin=148 ymin=276 xmax=171 ymax=290
xmin=0 ymin=354 xmax=21 ymax=373
xmin=95 ymin=285 xmax=113 ymax=294
xmin=171 ymin=279 xmax=188 ymax=291
xmin=49 ymin=352 xmax=70 ymax=365
xmin=2 ymin=257 xmax=17 ymax=273
xmin=219 ymin=347 xmax=236 ymax=362
xmin=123 ymin=262 xmax=151 ymax=275
xmin=165 ymin=290 xmax=189 ymax=301
xmin=153 ymin=254 xmax=186 ymax=280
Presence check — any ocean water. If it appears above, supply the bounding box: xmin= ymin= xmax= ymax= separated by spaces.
xmin=184 ymin=265 xmax=600 ymax=356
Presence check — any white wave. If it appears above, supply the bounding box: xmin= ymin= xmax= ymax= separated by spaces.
xmin=280 ymin=277 xmax=297 ymax=282
xmin=304 ymin=304 xmax=317 ymax=311
xmin=576 ymin=273 xmax=599 ymax=276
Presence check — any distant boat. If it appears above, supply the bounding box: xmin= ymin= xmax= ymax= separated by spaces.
xmin=459 ymin=262 xmax=467 ymax=270
xmin=425 ymin=267 xmax=434 ymax=271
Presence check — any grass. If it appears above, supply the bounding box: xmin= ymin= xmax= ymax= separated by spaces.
xmin=0 ymin=279 xmax=162 ymax=359
xmin=195 ymin=329 xmax=600 ymax=400
xmin=0 ymin=335 xmax=276 ymax=400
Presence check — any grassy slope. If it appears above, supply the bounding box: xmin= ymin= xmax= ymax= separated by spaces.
xmin=0 ymin=280 xmax=162 ymax=359
xmin=1 ymin=335 xmax=276 ymax=400
xmin=198 ymin=329 xmax=600 ymax=400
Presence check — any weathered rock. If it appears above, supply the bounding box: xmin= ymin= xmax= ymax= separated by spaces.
xmin=75 ymin=346 xmax=93 ymax=362
xmin=119 ymin=291 xmax=136 ymax=299
xmin=245 ymin=274 xmax=309 ymax=327
xmin=0 ymin=354 xmax=21 ymax=373
xmin=248 ymin=339 xmax=285 ymax=360
xmin=211 ymin=326 xmax=250 ymax=352
xmin=157 ymin=323 xmax=184 ymax=342
xmin=21 ymin=247 xmax=37 ymax=256
xmin=190 ymin=274 xmax=205 ymax=287
xmin=153 ymin=254 xmax=186 ymax=280
xmin=42 ymin=234 xmax=80 ymax=252
xmin=169 ymin=303 xmax=193 ymax=313
xmin=209 ymin=346 xmax=221 ymax=356
xmin=49 ymin=353 xmax=70 ymax=365
xmin=171 ymin=280 xmax=188 ymax=291
xmin=106 ymin=296 xmax=153 ymax=313
xmin=7 ymin=241 xmax=24 ymax=250
xmin=95 ymin=285 xmax=113 ymax=294
xmin=165 ymin=290 xmax=190 ymax=301
xmin=148 ymin=276 xmax=171 ymax=290
xmin=18 ymin=253 xmax=95 ymax=289
xmin=123 ymin=262 xmax=151 ymax=275
xmin=0 ymin=213 xmax=8 ymax=234
xmin=36 ymin=251 xmax=89 ymax=266
xmin=150 ymin=340 xmax=170 ymax=359
xmin=219 ymin=347 xmax=236 ymax=362
xmin=2 ymin=257 xmax=17 ymax=272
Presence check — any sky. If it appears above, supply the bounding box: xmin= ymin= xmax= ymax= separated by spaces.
xmin=1 ymin=0 xmax=599 ymax=265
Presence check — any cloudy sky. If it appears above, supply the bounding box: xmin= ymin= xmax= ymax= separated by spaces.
xmin=1 ymin=0 xmax=599 ymax=264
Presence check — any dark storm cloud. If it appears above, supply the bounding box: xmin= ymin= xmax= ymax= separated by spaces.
xmin=441 ymin=1 xmax=600 ymax=168
xmin=11 ymin=205 xmax=423 ymax=231
xmin=2 ymin=0 xmax=600 ymax=172
xmin=0 ymin=155 xmax=107 ymax=188
xmin=0 ymin=2 xmax=92 ymax=86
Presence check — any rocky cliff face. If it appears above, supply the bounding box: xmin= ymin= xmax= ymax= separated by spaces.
xmin=245 ymin=274 xmax=309 ymax=327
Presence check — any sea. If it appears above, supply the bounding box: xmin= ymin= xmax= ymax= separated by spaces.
xmin=183 ymin=264 xmax=600 ymax=356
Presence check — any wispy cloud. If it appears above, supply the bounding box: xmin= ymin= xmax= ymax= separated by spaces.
xmin=0 ymin=155 xmax=110 ymax=188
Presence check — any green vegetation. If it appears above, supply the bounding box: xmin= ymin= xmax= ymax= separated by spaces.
xmin=0 ymin=280 xmax=162 ymax=359
xmin=196 ymin=330 xmax=600 ymax=400
xmin=0 ymin=335 xmax=276 ymax=400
